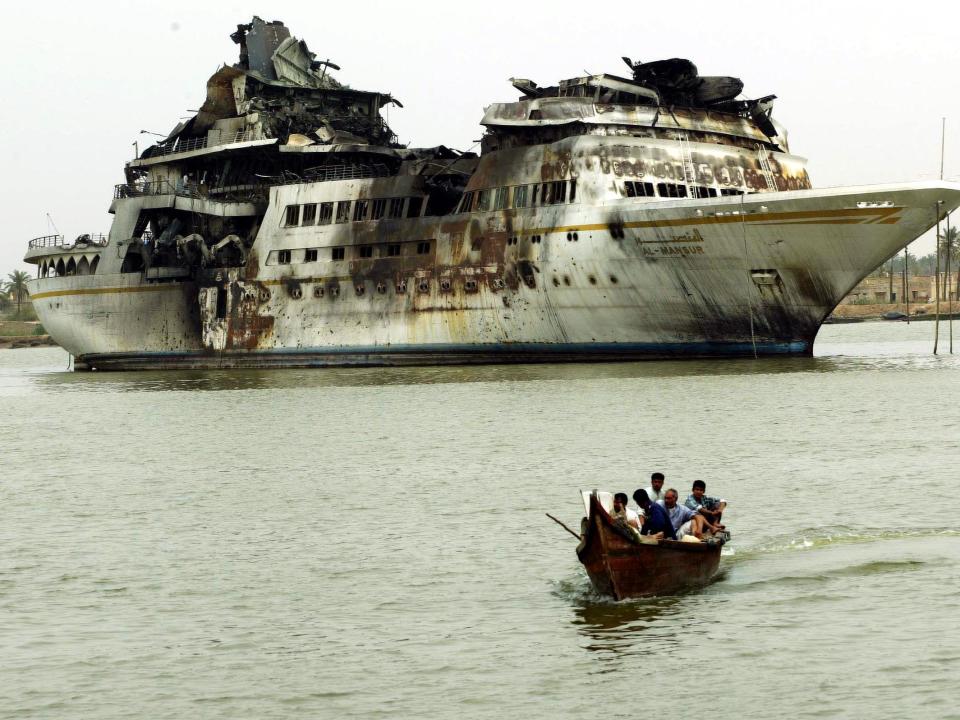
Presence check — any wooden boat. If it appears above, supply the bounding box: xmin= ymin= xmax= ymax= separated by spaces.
xmin=576 ymin=491 xmax=726 ymax=599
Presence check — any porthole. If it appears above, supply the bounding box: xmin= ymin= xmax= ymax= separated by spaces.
xmin=563 ymin=276 xmax=571 ymax=286
xmin=417 ymin=279 xmax=430 ymax=294
xmin=440 ymin=278 xmax=452 ymax=292
xmin=552 ymin=277 xmax=560 ymax=287
xmin=588 ymin=275 xmax=597 ymax=285
xmin=377 ymin=282 xmax=387 ymax=294
xmin=355 ymin=284 xmax=365 ymax=296
xmin=465 ymin=279 xmax=478 ymax=293
xmin=610 ymin=276 xmax=619 ymax=284
xmin=313 ymin=286 xmax=324 ymax=298
xmin=396 ymin=280 xmax=407 ymax=294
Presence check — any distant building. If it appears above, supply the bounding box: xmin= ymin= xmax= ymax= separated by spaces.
xmin=841 ymin=272 xmax=959 ymax=305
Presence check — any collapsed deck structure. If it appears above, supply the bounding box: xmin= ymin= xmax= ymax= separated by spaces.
xmin=24 ymin=17 xmax=960 ymax=370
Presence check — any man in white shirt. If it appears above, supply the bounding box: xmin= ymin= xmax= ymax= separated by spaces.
xmin=611 ymin=492 xmax=641 ymax=533
xmin=643 ymin=472 xmax=667 ymax=504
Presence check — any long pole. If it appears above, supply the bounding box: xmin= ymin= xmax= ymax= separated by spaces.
xmin=934 ymin=203 xmax=941 ymax=354
xmin=948 ymin=211 xmax=954 ymax=353
xmin=904 ymin=247 xmax=910 ymax=323
xmin=546 ymin=513 xmax=581 ymax=541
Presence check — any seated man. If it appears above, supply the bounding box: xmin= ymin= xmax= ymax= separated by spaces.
xmin=611 ymin=492 xmax=641 ymax=529
xmin=633 ymin=489 xmax=675 ymax=541
xmin=684 ymin=480 xmax=727 ymax=528
xmin=662 ymin=488 xmax=720 ymax=539
xmin=644 ymin=472 xmax=666 ymax=504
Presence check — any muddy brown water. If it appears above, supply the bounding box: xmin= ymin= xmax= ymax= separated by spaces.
xmin=2 ymin=322 xmax=959 ymax=719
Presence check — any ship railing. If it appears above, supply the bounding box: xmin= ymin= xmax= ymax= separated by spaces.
xmin=145 ymin=129 xmax=264 ymax=160
xmin=114 ymin=179 xmax=202 ymax=199
xmin=29 ymin=233 xmax=107 ymax=249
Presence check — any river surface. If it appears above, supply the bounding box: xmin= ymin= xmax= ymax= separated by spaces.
xmin=2 ymin=322 xmax=959 ymax=719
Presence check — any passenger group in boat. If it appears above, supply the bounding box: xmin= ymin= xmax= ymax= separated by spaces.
xmin=611 ymin=475 xmax=729 ymax=542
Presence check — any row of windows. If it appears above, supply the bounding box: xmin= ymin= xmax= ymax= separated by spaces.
xmin=274 ymin=240 xmax=433 ymax=265
xmin=283 ymin=197 xmax=425 ymax=228
xmin=457 ymin=179 xmax=577 ymax=213
xmin=622 ymin=180 xmax=745 ymax=199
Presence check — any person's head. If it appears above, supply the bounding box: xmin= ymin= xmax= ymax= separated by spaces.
xmin=613 ymin=492 xmax=629 ymax=512
xmin=633 ymin=488 xmax=651 ymax=510
xmin=651 ymin=472 xmax=665 ymax=492
xmin=664 ymin=488 xmax=679 ymax=508
xmin=691 ymin=480 xmax=706 ymax=500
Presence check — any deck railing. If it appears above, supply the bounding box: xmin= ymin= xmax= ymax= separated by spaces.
xmin=145 ymin=129 xmax=264 ymax=160
xmin=28 ymin=233 xmax=107 ymax=249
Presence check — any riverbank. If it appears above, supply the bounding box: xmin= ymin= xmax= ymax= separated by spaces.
xmin=0 ymin=319 xmax=58 ymax=349
xmin=0 ymin=334 xmax=57 ymax=349
xmin=829 ymin=303 xmax=960 ymax=322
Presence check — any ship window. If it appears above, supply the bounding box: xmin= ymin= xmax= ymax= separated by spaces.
xmin=318 ymin=202 xmax=334 ymax=224
xmin=552 ymin=180 xmax=567 ymax=204
xmin=690 ymin=185 xmax=718 ymax=199
xmin=532 ymin=184 xmax=540 ymax=206
xmin=371 ymin=198 xmax=386 ymax=220
xmin=353 ymin=200 xmax=369 ymax=221
xmin=657 ymin=182 xmax=688 ymax=198
xmin=332 ymin=247 xmax=345 ymax=260
xmin=494 ymin=187 xmax=508 ymax=211
xmin=387 ymin=243 xmax=401 ymax=257
xmin=277 ymin=249 xmax=291 ymax=264
xmin=389 ymin=198 xmax=405 ymax=218
xmin=416 ymin=241 xmax=431 ymax=254
xmin=336 ymin=201 xmax=351 ymax=223
xmin=359 ymin=245 xmax=374 ymax=258
xmin=284 ymin=205 xmax=300 ymax=227
xmin=475 ymin=190 xmax=490 ymax=212
xmin=407 ymin=197 xmax=424 ymax=218
xmin=569 ymin=179 xmax=577 ymax=202
xmin=301 ymin=203 xmax=317 ymax=225
xmin=458 ymin=192 xmax=474 ymax=213
xmin=624 ymin=181 xmax=656 ymax=198
xmin=513 ymin=185 xmax=528 ymax=208
xmin=305 ymin=248 xmax=318 ymax=262
xmin=720 ymin=188 xmax=744 ymax=196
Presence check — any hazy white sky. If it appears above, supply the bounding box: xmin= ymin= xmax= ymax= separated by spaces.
xmin=3 ymin=0 xmax=959 ymax=274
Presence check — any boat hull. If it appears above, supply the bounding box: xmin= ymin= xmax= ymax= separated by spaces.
xmin=576 ymin=494 xmax=722 ymax=599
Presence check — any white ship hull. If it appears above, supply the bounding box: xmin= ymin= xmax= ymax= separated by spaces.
xmin=28 ymin=182 xmax=959 ymax=370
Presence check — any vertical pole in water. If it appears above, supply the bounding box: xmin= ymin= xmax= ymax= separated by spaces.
xmin=934 ymin=202 xmax=942 ymax=354
xmin=904 ymin=247 xmax=910 ymax=324
xmin=948 ymin=211 xmax=954 ymax=353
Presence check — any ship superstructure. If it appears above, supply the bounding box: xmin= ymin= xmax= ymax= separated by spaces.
xmin=24 ymin=18 xmax=960 ymax=369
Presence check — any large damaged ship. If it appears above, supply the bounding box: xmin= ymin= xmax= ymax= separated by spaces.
xmin=25 ymin=18 xmax=960 ymax=370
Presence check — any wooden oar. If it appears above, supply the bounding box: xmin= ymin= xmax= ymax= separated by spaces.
xmin=546 ymin=513 xmax=581 ymax=540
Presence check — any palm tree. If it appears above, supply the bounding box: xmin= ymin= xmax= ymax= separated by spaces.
xmin=941 ymin=225 xmax=960 ymax=301
xmin=4 ymin=270 xmax=30 ymax=317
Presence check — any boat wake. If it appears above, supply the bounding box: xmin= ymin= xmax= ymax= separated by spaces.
xmin=726 ymin=525 xmax=960 ymax=562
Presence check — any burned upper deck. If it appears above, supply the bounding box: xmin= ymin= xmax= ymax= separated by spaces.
xmin=482 ymin=58 xmax=784 ymax=154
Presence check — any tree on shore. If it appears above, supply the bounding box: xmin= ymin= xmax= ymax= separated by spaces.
xmin=4 ymin=270 xmax=30 ymax=317
xmin=939 ymin=225 xmax=960 ymax=299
